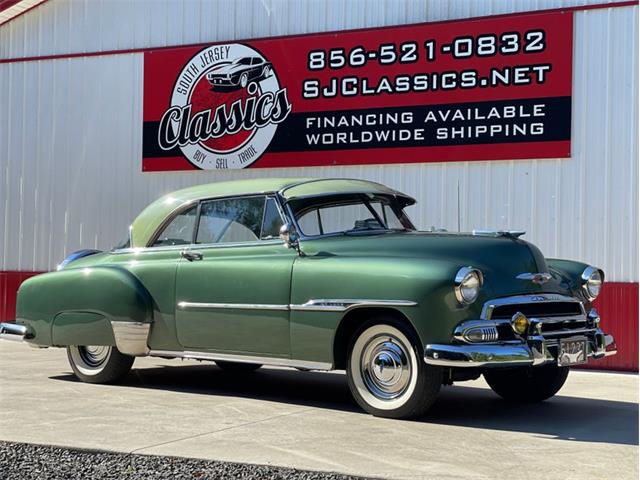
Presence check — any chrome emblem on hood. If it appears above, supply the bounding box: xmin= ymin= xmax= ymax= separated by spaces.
xmin=516 ymin=272 xmax=553 ymax=285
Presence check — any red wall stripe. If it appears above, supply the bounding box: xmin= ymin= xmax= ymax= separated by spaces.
xmin=0 ymin=271 xmax=44 ymax=323
xmin=0 ymin=271 xmax=637 ymax=371
xmin=578 ymin=282 xmax=639 ymax=372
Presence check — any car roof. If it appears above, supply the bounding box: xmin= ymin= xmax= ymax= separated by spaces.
xmin=130 ymin=177 xmax=415 ymax=248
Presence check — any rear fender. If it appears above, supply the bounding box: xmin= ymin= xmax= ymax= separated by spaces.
xmin=17 ymin=266 xmax=153 ymax=354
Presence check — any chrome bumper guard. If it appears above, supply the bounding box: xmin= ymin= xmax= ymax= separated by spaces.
xmin=0 ymin=322 xmax=32 ymax=342
xmin=424 ymin=329 xmax=617 ymax=368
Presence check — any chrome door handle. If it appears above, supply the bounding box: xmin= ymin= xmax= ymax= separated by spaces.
xmin=181 ymin=250 xmax=203 ymax=261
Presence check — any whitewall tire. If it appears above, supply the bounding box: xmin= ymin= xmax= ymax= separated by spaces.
xmin=347 ymin=320 xmax=442 ymax=419
xmin=67 ymin=346 xmax=134 ymax=384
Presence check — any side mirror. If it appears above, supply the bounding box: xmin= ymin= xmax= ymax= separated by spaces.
xmin=279 ymin=223 xmax=300 ymax=251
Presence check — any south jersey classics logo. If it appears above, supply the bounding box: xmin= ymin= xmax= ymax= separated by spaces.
xmin=158 ymin=44 xmax=291 ymax=169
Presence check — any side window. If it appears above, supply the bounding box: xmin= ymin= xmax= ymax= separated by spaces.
xmin=152 ymin=206 xmax=197 ymax=247
xmin=297 ymin=209 xmax=321 ymax=236
xmin=261 ymin=197 xmax=284 ymax=239
xmin=196 ymin=196 xmax=266 ymax=244
xmin=370 ymin=201 xmax=404 ymax=230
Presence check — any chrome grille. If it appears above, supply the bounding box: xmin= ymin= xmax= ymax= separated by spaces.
xmin=482 ymin=294 xmax=590 ymax=340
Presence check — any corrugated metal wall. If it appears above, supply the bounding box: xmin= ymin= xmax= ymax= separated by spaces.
xmin=0 ymin=0 xmax=630 ymax=60
xmin=1 ymin=4 xmax=637 ymax=283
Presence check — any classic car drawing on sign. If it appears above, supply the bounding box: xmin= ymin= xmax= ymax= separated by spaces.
xmin=206 ymin=56 xmax=272 ymax=89
xmin=1 ymin=178 xmax=617 ymax=419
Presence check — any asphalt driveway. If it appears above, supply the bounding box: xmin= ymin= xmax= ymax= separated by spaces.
xmin=0 ymin=341 xmax=637 ymax=479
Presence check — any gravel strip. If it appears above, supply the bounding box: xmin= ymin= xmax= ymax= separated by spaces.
xmin=0 ymin=441 xmax=372 ymax=480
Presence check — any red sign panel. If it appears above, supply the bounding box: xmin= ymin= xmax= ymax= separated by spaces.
xmin=143 ymin=11 xmax=573 ymax=171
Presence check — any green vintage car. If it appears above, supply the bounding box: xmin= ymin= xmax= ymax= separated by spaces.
xmin=1 ymin=178 xmax=617 ymax=418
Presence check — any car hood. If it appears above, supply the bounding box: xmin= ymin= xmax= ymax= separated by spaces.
xmin=300 ymin=231 xmax=574 ymax=298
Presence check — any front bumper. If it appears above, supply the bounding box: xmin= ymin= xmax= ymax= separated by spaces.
xmin=424 ymin=328 xmax=617 ymax=368
xmin=207 ymin=75 xmax=237 ymax=86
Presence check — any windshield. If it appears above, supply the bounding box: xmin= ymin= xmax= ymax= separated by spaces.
xmin=289 ymin=194 xmax=414 ymax=237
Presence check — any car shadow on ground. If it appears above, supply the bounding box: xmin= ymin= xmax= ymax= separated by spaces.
xmin=50 ymin=363 xmax=638 ymax=446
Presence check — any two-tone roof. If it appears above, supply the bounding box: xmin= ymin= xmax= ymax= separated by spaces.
xmin=130 ymin=178 xmax=415 ymax=248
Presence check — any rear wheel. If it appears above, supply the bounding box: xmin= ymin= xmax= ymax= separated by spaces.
xmin=484 ymin=364 xmax=570 ymax=402
xmin=346 ymin=319 xmax=442 ymax=419
xmin=67 ymin=346 xmax=134 ymax=384
xmin=215 ymin=361 xmax=262 ymax=373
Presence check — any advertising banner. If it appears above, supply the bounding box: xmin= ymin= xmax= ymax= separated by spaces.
xmin=142 ymin=11 xmax=573 ymax=171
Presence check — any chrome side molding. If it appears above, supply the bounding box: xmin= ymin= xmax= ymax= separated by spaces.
xmin=110 ymin=321 xmax=150 ymax=356
xmin=177 ymin=299 xmax=418 ymax=313
xmin=178 ymin=302 xmax=289 ymax=311
xmin=290 ymin=299 xmax=418 ymax=312
xmin=148 ymin=349 xmax=332 ymax=371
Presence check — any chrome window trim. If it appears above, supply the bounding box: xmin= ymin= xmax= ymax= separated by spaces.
xmin=112 ymin=238 xmax=284 ymax=255
xmin=481 ymin=294 xmax=585 ymax=320
xmin=148 ymin=349 xmax=332 ymax=371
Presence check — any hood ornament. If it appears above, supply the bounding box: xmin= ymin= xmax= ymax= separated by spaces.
xmin=516 ymin=272 xmax=553 ymax=285
xmin=472 ymin=230 xmax=526 ymax=238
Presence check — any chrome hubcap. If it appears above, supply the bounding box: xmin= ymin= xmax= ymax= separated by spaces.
xmin=361 ymin=336 xmax=411 ymax=400
xmin=78 ymin=346 xmax=110 ymax=367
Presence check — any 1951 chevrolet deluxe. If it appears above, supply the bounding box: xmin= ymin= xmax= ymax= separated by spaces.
xmin=0 ymin=178 xmax=617 ymax=418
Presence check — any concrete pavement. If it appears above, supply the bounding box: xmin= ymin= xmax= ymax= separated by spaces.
xmin=0 ymin=341 xmax=637 ymax=479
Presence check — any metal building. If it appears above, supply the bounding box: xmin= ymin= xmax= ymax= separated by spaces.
xmin=0 ymin=0 xmax=637 ymax=370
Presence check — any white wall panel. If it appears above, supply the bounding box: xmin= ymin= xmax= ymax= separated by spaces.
xmin=0 ymin=4 xmax=637 ymax=283
xmin=0 ymin=0 xmax=630 ymax=60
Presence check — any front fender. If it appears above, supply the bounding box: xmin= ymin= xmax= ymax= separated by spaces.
xmin=16 ymin=266 xmax=153 ymax=348
xmin=289 ymin=255 xmax=465 ymax=363
xmin=546 ymin=258 xmax=599 ymax=304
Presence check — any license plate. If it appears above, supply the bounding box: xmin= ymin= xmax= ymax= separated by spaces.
xmin=558 ymin=336 xmax=588 ymax=366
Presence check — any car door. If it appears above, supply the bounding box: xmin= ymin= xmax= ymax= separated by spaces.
xmin=174 ymin=195 xmax=295 ymax=356
xmin=250 ymin=57 xmax=262 ymax=80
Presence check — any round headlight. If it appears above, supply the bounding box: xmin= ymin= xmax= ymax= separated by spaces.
xmin=582 ymin=266 xmax=603 ymax=300
xmin=454 ymin=267 xmax=483 ymax=305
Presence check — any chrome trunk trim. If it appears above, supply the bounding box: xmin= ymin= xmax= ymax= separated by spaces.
xmin=148 ymin=349 xmax=332 ymax=371
xmin=110 ymin=321 xmax=150 ymax=356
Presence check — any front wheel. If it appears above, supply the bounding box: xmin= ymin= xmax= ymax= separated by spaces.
xmin=484 ymin=364 xmax=570 ymax=402
xmin=67 ymin=346 xmax=134 ymax=384
xmin=239 ymin=73 xmax=249 ymax=88
xmin=346 ymin=320 xmax=442 ymax=419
